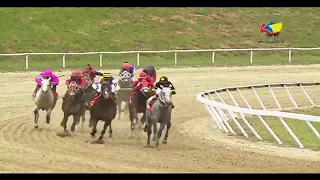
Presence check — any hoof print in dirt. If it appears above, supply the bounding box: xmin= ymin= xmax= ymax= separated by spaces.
xmin=56 ymin=131 xmax=71 ymax=137
xmin=91 ymin=139 xmax=105 ymax=144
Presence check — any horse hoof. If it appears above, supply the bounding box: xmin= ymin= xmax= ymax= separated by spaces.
xmin=46 ymin=120 xmax=50 ymax=124
xmin=90 ymin=132 xmax=96 ymax=138
xmin=34 ymin=125 xmax=39 ymax=129
xmin=163 ymin=140 xmax=167 ymax=144
xmin=108 ymin=134 xmax=113 ymax=138
xmin=143 ymin=126 xmax=147 ymax=132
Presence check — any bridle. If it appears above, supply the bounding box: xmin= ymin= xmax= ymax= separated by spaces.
xmin=68 ymin=81 xmax=80 ymax=97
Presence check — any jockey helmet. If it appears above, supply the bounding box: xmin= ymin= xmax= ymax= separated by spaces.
xmin=159 ymin=76 xmax=168 ymax=82
xmin=147 ymin=65 xmax=155 ymax=71
xmin=139 ymin=71 xmax=148 ymax=79
xmin=123 ymin=62 xmax=131 ymax=69
xmin=44 ymin=69 xmax=53 ymax=78
xmin=103 ymin=72 xmax=112 ymax=78
xmin=71 ymin=70 xmax=81 ymax=78
xmin=83 ymin=64 xmax=92 ymax=74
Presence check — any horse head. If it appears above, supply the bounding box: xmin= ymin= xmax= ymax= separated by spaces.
xmin=83 ymin=73 xmax=92 ymax=89
xmin=67 ymin=81 xmax=81 ymax=99
xmin=158 ymin=86 xmax=172 ymax=106
xmin=40 ymin=76 xmax=51 ymax=93
xmin=139 ymin=79 xmax=152 ymax=98
xmin=119 ymin=70 xmax=131 ymax=86
xmin=101 ymin=82 xmax=113 ymax=100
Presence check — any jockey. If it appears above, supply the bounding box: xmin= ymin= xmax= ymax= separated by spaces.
xmin=91 ymin=72 xmax=117 ymax=105
xmin=143 ymin=65 xmax=157 ymax=84
xmin=119 ymin=62 xmax=135 ymax=77
xmin=32 ymin=69 xmax=59 ymax=98
xmin=82 ymin=64 xmax=103 ymax=81
xmin=146 ymin=76 xmax=176 ymax=110
xmin=131 ymin=71 xmax=155 ymax=99
xmin=62 ymin=70 xmax=86 ymax=99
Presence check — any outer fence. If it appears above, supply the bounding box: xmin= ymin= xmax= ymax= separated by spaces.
xmin=196 ymin=82 xmax=320 ymax=148
xmin=0 ymin=47 xmax=319 ymax=69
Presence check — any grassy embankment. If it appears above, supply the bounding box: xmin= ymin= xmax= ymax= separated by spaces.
xmin=0 ymin=8 xmax=319 ymax=71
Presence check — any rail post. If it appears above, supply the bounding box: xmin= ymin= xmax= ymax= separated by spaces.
xmin=25 ymin=55 xmax=29 ymax=70
xmin=212 ymin=51 xmax=215 ymax=64
xmin=174 ymin=51 xmax=177 ymax=65
xmin=250 ymin=50 xmax=253 ymax=64
xmin=99 ymin=53 xmax=103 ymax=67
xmin=137 ymin=52 xmax=140 ymax=67
xmin=288 ymin=49 xmax=292 ymax=63
xmin=62 ymin=54 xmax=66 ymax=68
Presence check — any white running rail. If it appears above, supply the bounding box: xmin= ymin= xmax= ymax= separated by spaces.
xmin=196 ymin=82 xmax=320 ymax=148
xmin=0 ymin=47 xmax=319 ymax=69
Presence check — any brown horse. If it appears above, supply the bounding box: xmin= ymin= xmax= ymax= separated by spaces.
xmin=60 ymin=81 xmax=86 ymax=133
xmin=80 ymin=73 xmax=96 ymax=126
xmin=128 ymin=79 xmax=155 ymax=135
xmin=89 ymin=82 xmax=117 ymax=143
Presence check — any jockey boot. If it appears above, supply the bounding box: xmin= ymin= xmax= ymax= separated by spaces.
xmin=172 ymin=103 xmax=175 ymax=109
xmin=147 ymin=95 xmax=158 ymax=111
xmin=61 ymin=91 xmax=67 ymax=99
xmin=51 ymin=86 xmax=59 ymax=97
xmin=32 ymin=85 xmax=41 ymax=97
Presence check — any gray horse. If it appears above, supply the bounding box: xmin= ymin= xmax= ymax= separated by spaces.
xmin=116 ymin=70 xmax=133 ymax=120
xmin=145 ymin=86 xmax=173 ymax=148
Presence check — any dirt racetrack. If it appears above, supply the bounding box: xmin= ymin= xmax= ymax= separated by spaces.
xmin=1 ymin=65 xmax=320 ymax=173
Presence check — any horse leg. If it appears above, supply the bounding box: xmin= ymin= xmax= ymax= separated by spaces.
xmin=99 ymin=120 xmax=111 ymax=140
xmin=71 ymin=115 xmax=78 ymax=132
xmin=124 ymin=101 xmax=129 ymax=114
xmin=90 ymin=118 xmax=98 ymax=138
xmin=156 ymin=123 xmax=166 ymax=147
xmin=117 ymin=100 xmax=121 ymax=120
xmin=61 ymin=113 xmax=69 ymax=132
xmin=89 ymin=117 xmax=93 ymax=128
xmin=132 ymin=107 xmax=137 ymax=127
xmin=45 ymin=108 xmax=52 ymax=124
xmin=152 ymin=121 xmax=157 ymax=142
xmin=81 ymin=110 xmax=86 ymax=128
xmin=163 ymin=121 xmax=171 ymax=144
xmin=146 ymin=116 xmax=152 ymax=146
xmin=108 ymin=123 xmax=113 ymax=138
xmin=33 ymin=105 xmax=40 ymax=129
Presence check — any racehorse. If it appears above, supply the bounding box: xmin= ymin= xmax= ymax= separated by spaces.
xmin=89 ymin=82 xmax=117 ymax=143
xmin=145 ymin=86 xmax=173 ymax=148
xmin=128 ymin=79 xmax=155 ymax=135
xmin=116 ymin=70 xmax=133 ymax=120
xmin=33 ymin=77 xmax=55 ymax=129
xmin=80 ymin=72 xmax=96 ymax=126
xmin=60 ymin=81 xmax=86 ymax=133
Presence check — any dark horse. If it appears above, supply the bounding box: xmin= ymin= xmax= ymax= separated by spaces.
xmin=89 ymin=82 xmax=117 ymax=142
xmin=117 ymin=70 xmax=133 ymax=120
xmin=80 ymin=73 xmax=96 ymax=126
xmin=128 ymin=79 xmax=155 ymax=135
xmin=60 ymin=81 xmax=86 ymax=133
